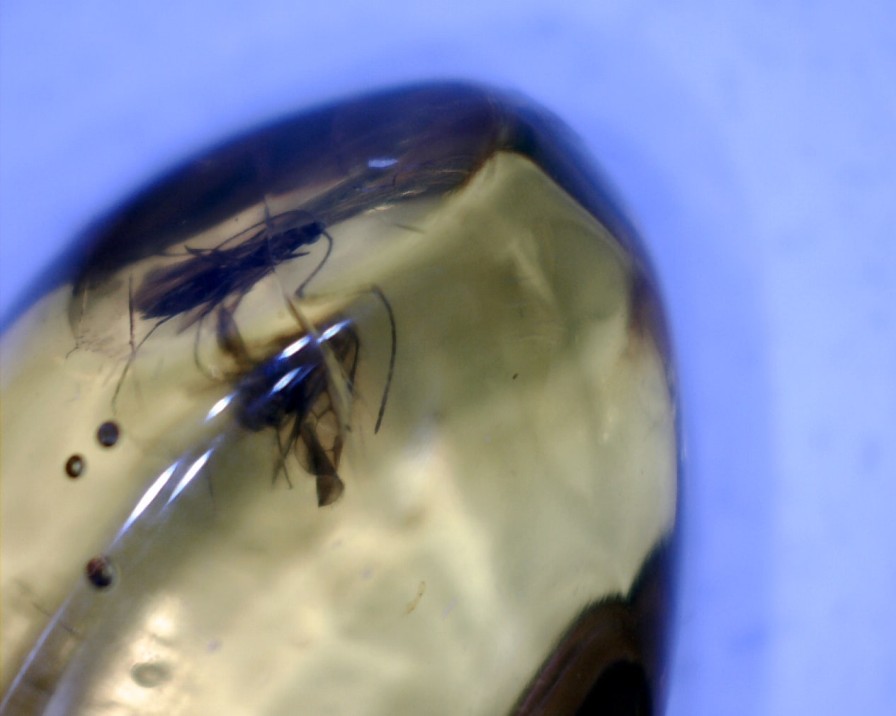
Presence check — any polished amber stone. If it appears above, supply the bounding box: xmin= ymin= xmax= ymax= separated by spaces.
xmin=0 ymin=83 xmax=678 ymax=715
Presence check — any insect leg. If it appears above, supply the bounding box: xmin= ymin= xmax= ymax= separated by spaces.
xmin=278 ymin=292 xmax=354 ymax=438
xmin=341 ymin=322 xmax=361 ymax=395
xmin=260 ymin=201 xmax=333 ymax=299
xmin=205 ymin=283 xmax=263 ymax=380
xmin=112 ymin=276 xmax=172 ymax=410
xmin=300 ymin=422 xmax=344 ymax=507
xmin=213 ymin=300 xmax=253 ymax=372
xmin=273 ymin=426 xmax=296 ymax=489
xmin=294 ymin=227 xmax=333 ymax=297
xmin=368 ymin=285 xmax=397 ymax=434
xmin=191 ymin=311 xmax=217 ymax=380
xmin=281 ymin=282 xmax=396 ymax=433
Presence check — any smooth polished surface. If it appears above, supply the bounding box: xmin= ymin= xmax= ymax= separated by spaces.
xmin=3 ymin=6 xmax=895 ymax=715
xmin=1 ymin=85 xmax=677 ymax=714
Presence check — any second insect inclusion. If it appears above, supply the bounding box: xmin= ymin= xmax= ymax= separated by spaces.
xmin=205 ymin=320 xmax=351 ymax=421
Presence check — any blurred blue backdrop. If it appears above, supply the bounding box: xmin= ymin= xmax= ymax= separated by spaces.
xmin=2 ymin=3 xmax=895 ymax=714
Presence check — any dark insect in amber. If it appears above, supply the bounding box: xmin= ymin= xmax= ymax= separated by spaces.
xmin=102 ymin=211 xmax=332 ymax=408
xmin=134 ymin=210 xmax=331 ymax=330
xmin=226 ymin=314 xmax=358 ymax=506
xmin=217 ymin=281 xmax=395 ymax=506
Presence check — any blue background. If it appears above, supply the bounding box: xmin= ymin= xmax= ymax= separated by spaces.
xmin=1 ymin=3 xmax=895 ymax=714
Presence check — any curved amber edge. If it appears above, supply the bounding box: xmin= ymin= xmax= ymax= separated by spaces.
xmin=510 ymin=539 xmax=677 ymax=715
xmin=2 ymin=81 xmax=651 ymax=333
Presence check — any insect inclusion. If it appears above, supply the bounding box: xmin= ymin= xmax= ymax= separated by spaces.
xmin=76 ymin=204 xmax=396 ymax=510
xmin=229 ymin=316 xmax=361 ymax=507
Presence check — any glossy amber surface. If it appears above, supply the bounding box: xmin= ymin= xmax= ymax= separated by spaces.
xmin=0 ymin=84 xmax=677 ymax=715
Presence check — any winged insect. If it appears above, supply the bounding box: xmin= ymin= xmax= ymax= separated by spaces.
xmin=111 ymin=209 xmax=333 ymax=406
xmin=216 ymin=287 xmax=396 ymax=507
xmin=133 ymin=209 xmax=332 ymax=324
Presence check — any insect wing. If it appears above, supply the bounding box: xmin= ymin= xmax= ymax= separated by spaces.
xmin=134 ymin=253 xmax=232 ymax=321
xmin=291 ymin=324 xmax=359 ymax=502
xmin=133 ymin=210 xmax=323 ymax=325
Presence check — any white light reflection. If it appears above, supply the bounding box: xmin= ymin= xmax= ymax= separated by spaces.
xmin=271 ymin=366 xmax=307 ymax=394
xmin=279 ymin=320 xmax=347 ymax=365
xmin=368 ymin=157 xmax=398 ymax=168
xmin=206 ymin=393 xmax=234 ymax=421
xmin=168 ymin=449 xmax=214 ymax=505
xmin=321 ymin=320 xmax=350 ymax=341
xmin=121 ymin=464 xmax=178 ymax=534
xmin=281 ymin=333 xmax=311 ymax=359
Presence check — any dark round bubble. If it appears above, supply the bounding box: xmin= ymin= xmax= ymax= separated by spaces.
xmin=85 ymin=555 xmax=115 ymax=589
xmin=65 ymin=454 xmax=85 ymax=478
xmin=96 ymin=420 xmax=120 ymax=447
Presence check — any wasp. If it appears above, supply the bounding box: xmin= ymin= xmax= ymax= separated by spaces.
xmin=133 ymin=209 xmax=332 ymax=327
xmin=218 ymin=289 xmax=396 ymax=507
xmin=109 ymin=205 xmax=395 ymax=505
xmin=109 ymin=209 xmax=333 ymax=405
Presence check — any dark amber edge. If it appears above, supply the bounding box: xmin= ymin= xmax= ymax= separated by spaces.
xmin=4 ymin=82 xmax=652 ymax=333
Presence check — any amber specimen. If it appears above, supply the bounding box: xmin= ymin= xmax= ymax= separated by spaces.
xmin=0 ymin=83 xmax=678 ymax=715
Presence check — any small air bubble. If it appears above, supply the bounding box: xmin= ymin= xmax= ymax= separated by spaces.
xmin=65 ymin=454 xmax=85 ymax=477
xmin=131 ymin=661 xmax=171 ymax=688
xmin=96 ymin=420 xmax=120 ymax=447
